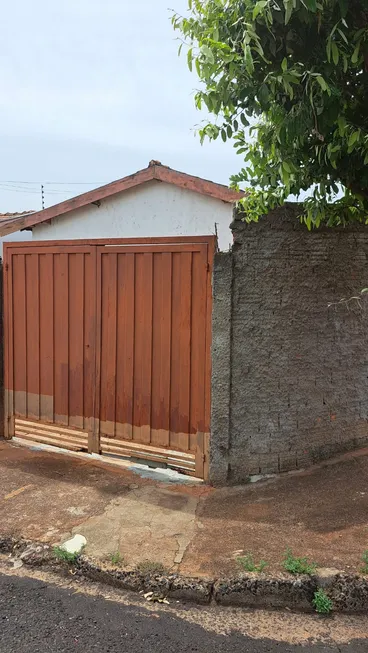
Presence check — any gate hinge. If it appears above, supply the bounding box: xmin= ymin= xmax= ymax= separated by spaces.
xmin=5 ymin=263 xmax=8 ymax=272
xmin=206 ymin=262 xmax=210 ymax=273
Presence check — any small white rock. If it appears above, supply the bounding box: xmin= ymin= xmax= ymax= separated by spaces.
xmin=13 ymin=559 xmax=24 ymax=569
xmin=60 ymin=534 xmax=87 ymax=554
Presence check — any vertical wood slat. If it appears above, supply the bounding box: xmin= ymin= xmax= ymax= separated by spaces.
xmin=25 ymin=254 xmax=40 ymax=420
xmin=53 ymin=253 xmax=69 ymax=424
xmin=12 ymin=254 xmax=27 ymax=417
xmin=4 ymin=250 xmax=14 ymax=437
xmin=68 ymin=254 xmax=85 ymax=429
xmin=170 ymin=252 xmax=192 ymax=452
xmin=99 ymin=253 xmax=117 ymax=436
xmin=133 ymin=253 xmax=153 ymax=444
xmin=92 ymin=248 xmax=103 ymax=452
xmin=203 ymin=242 xmax=214 ymax=480
xmin=84 ymin=248 xmax=97 ymax=435
xmin=39 ymin=254 xmax=54 ymax=422
xmin=115 ymin=253 xmax=135 ymax=440
xmin=189 ymin=249 xmax=207 ymax=451
xmin=150 ymin=252 xmax=172 ymax=447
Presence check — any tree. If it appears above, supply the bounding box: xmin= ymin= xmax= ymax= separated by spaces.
xmin=172 ymin=1 xmax=368 ymax=227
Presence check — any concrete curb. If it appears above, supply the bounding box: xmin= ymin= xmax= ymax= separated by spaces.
xmin=1 ymin=537 xmax=368 ymax=613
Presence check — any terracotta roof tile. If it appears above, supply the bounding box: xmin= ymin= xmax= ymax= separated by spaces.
xmin=0 ymin=211 xmax=34 ymax=219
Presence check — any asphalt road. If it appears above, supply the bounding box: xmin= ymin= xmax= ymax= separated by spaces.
xmin=0 ymin=573 xmax=367 ymax=653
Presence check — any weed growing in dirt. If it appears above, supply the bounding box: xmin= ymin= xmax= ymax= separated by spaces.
xmin=136 ymin=560 xmax=167 ymax=575
xmin=283 ymin=549 xmax=317 ymax=575
xmin=53 ymin=546 xmax=79 ymax=564
xmin=109 ymin=552 xmax=124 ymax=567
xmin=313 ymin=589 xmax=333 ymax=614
xmin=237 ymin=553 xmax=268 ymax=573
xmin=360 ymin=550 xmax=368 ymax=574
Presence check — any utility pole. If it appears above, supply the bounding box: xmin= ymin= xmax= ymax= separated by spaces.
xmin=41 ymin=184 xmax=45 ymax=210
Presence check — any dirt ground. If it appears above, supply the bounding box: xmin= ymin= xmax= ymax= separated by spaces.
xmin=1 ymin=439 xmax=368 ymax=577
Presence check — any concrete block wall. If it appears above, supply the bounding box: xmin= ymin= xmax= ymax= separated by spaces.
xmin=210 ymin=204 xmax=368 ymax=484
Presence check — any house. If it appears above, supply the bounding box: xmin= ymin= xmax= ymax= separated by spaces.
xmin=0 ymin=162 xmax=242 ymax=481
xmin=0 ymin=162 xmax=240 ymax=250
xmin=2 ymin=161 xmax=367 ymax=485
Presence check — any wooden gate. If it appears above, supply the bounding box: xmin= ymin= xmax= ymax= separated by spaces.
xmin=3 ymin=237 xmax=213 ymax=479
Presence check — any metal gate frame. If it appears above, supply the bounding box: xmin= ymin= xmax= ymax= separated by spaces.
xmin=3 ymin=236 xmax=214 ymax=479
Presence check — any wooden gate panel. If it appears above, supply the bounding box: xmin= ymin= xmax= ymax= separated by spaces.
xmin=4 ymin=238 xmax=213 ymax=478
xmin=97 ymin=243 xmax=210 ymax=463
xmin=6 ymin=247 xmax=96 ymax=435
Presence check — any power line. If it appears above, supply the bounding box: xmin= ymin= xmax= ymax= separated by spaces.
xmin=0 ymin=180 xmax=107 ymax=185
xmin=0 ymin=186 xmax=74 ymax=195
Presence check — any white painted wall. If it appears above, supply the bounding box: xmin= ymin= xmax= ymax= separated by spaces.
xmin=33 ymin=180 xmax=234 ymax=251
xmin=0 ymin=230 xmax=32 ymax=257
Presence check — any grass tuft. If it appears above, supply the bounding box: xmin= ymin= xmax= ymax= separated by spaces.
xmin=53 ymin=546 xmax=79 ymax=564
xmin=283 ymin=548 xmax=317 ymax=575
xmin=136 ymin=560 xmax=167 ymax=575
xmin=313 ymin=588 xmax=333 ymax=614
xmin=237 ymin=553 xmax=268 ymax=573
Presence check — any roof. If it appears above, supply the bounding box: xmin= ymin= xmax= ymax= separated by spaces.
xmin=0 ymin=162 xmax=244 ymax=238
xmin=0 ymin=211 xmax=35 ymax=233
xmin=0 ymin=211 xmax=34 ymax=219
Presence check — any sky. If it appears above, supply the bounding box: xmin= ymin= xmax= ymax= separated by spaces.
xmin=0 ymin=0 xmax=240 ymax=215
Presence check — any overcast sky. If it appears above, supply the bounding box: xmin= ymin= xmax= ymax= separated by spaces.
xmin=0 ymin=0 xmax=239 ymax=214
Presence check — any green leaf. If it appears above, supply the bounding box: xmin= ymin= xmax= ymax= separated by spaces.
xmin=331 ymin=41 xmax=339 ymax=65
xmin=348 ymin=131 xmax=359 ymax=147
xmin=284 ymin=0 xmax=293 ymax=25
xmin=326 ymin=39 xmax=332 ymax=62
xmin=252 ymin=0 xmax=267 ymax=20
xmin=244 ymin=45 xmax=254 ymax=74
xmin=281 ymin=57 xmax=287 ymax=72
xmin=227 ymin=124 xmax=233 ymax=138
xmin=259 ymin=83 xmax=269 ymax=104
xmin=316 ymin=75 xmax=328 ymax=92
xmin=282 ymin=161 xmax=291 ymax=172
xmin=221 ymin=128 xmax=227 ymax=142
xmin=301 ymin=0 xmax=317 ymax=9
xmin=352 ymin=42 xmax=360 ymax=64
xmin=240 ymin=113 xmax=249 ymax=126
xmin=337 ymin=28 xmax=348 ymax=45
xmin=187 ymin=47 xmax=193 ymax=72
xmin=337 ymin=116 xmax=346 ymax=136
xmin=201 ymin=44 xmax=214 ymax=64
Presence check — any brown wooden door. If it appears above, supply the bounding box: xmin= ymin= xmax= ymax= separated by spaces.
xmin=4 ymin=238 xmax=213 ymax=478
